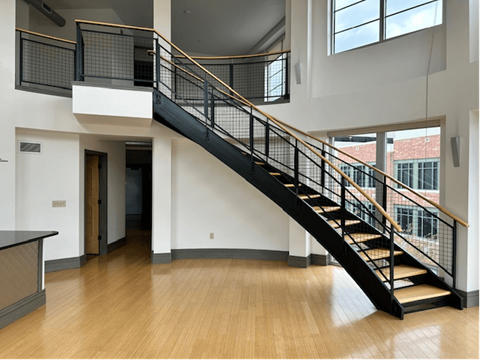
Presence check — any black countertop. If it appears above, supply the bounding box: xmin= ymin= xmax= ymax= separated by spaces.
xmin=0 ymin=231 xmax=58 ymax=250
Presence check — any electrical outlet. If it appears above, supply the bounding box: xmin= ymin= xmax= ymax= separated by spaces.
xmin=52 ymin=200 xmax=66 ymax=208
xmin=209 ymin=233 xmax=214 ymax=239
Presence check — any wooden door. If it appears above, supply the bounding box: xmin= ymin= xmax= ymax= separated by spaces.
xmin=86 ymin=155 xmax=100 ymax=254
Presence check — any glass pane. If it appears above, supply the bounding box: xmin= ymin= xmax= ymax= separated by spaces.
xmin=334 ymin=20 xmax=379 ymax=53
xmin=386 ymin=1 xmax=443 ymax=39
xmin=386 ymin=0 xmax=442 ymax=16
xmin=335 ymin=0 xmax=380 ymax=33
xmin=335 ymin=0 xmax=363 ymax=11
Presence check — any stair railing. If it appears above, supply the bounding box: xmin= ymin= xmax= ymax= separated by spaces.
xmin=273 ymin=124 xmax=468 ymax=290
xmin=73 ymin=20 xmax=461 ymax=303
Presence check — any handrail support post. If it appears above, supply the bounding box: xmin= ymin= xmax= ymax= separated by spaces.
xmin=390 ymin=223 xmax=395 ymax=307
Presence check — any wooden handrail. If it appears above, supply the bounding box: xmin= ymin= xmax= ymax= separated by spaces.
xmin=16 ymin=28 xmax=76 ymax=44
xmin=73 ymin=19 xmax=405 ymax=231
xmin=173 ymin=50 xmax=290 ymax=61
xmin=271 ymin=118 xmax=469 ymax=228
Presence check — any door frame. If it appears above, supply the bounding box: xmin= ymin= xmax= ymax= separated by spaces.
xmin=84 ymin=150 xmax=108 ymax=256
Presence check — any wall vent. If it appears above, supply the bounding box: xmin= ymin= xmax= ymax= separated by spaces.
xmin=19 ymin=141 xmax=42 ymax=154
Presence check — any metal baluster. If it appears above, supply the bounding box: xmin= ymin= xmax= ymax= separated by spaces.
xmin=265 ymin=121 xmax=270 ymax=162
xmin=210 ymin=87 xmax=215 ymax=130
xmin=19 ymin=34 xmax=24 ymax=85
xmin=382 ymin=175 xmax=388 ymax=228
xmin=250 ymin=108 xmax=254 ymax=169
xmin=294 ymin=140 xmax=299 ymax=199
xmin=75 ymin=23 xmax=84 ymax=82
xmin=390 ymin=223 xmax=395 ymax=306
xmin=155 ymin=40 xmax=161 ymax=90
xmin=341 ymin=177 xmax=347 ymax=255
xmin=453 ymin=220 xmax=457 ymax=289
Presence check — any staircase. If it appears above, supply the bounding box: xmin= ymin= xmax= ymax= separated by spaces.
xmin=152 ymin=89 xmax=463 ymax=319
xmin=74 ymin=20 xmax=465 ymax=319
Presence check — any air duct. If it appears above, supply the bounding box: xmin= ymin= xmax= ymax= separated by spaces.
xmin=24 ymin=0 xmax=66 ymax=27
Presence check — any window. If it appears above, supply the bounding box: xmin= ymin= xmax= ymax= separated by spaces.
xmin=394 ymin=159 xmax=439 ymax=190
xmin=418 ymin=160 xmax=438 ymax=190
xmin=395 ymin=206 xmax=439 ymax=238
xmin=341 ymin=162 xmax=376 ymax=188
xmin=396 ymin=206 xmax=414 ymax=234
xmin=265 ymin=53 xmax=287 ymax=102
xmin=332 ymin=0 xmax=443 ymax=54
xmin=417 ymin=209 xmax=438 ymax=239
xmin=396 ymin=162 xmax=413 ymax=188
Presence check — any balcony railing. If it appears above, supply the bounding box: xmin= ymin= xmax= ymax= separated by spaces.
xmin=16 ymin=29 xmax=75 ymax=97
xmin=15 ymin=27 xmax=289 ymax=104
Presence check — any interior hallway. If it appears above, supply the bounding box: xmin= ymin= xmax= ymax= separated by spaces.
xmin=0 ymin=228 xmax=477 ymax=358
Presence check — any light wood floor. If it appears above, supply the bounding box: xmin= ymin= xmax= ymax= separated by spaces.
xmin=0 ymin=229 xmax=478 ymax=359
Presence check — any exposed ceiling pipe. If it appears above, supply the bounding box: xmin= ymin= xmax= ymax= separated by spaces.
xmin=24 ymin=0 xmax=66 ymax=27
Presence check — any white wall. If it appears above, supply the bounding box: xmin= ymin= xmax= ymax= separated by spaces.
xmin=16 ymin=129 xmax=81 ymax=260
xmin=171 ymin=138 xmax=289 ymax=251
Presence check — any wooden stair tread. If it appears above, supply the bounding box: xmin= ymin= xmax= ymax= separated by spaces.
xmin=359 ymin=248 xmax=403 ymax=261
xmin=255 ymin=162 xmax=264 ymax=165
xmin=285 ymin=183 xmax=302 ymax=188
xmin=313 ymin=206 xmax=340 ymax=213
xmin=298 ymin=194 xmax=321 ymax=200
xmin=375 ymin=264 xmax=427 ymax=281
xmin=270 ymin=172 xmax=281 ymax=176
xmin=328 ymin=219 xmax=361 ymax=228
xmin=346 ymin=233 xmax=382 ymax=244
xmin=395 ymin=284 xmax=451 ymax=304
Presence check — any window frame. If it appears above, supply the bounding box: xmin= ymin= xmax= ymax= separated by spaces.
xmin=331 ymin=0 xmax=444 ymax=54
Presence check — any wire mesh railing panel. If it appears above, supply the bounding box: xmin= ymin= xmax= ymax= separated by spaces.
xmin=80 ymin=27 xmax=156 ymax=86
xmin=173 ymin=54 xmax=289 ymax=103
xmin=18 ymin=32 xmax=75 ymax=92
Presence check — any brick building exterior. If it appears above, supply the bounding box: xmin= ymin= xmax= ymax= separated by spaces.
xmin=337 ymin=134 xmax=441 ymax=238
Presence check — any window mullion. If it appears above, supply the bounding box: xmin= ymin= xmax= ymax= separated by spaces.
xmin=380 ymin=0 xmax=386 ymax=41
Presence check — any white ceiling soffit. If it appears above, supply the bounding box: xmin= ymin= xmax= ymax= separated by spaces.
xmin=43 ymin=0 xmax=153 ymax=28
xmin=172 ymin=0 xmax=286 ymax=56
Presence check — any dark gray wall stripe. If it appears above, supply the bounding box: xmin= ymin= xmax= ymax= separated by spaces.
xmin=151 ymin=252 xmax=172 ymax=264
xmin=107 ymin=237 xmax=126 ymax=254
xmin=45 ymin=255 xmax=86 ymax=273
xmin=311 ymin=254 xmax=330 ymax=266
xmin=0 ymin=290 xmax=46 ymax=330
xmin=457 ymin=289 xmax=479 ymax=308
xmin=171 ymin=248 xmax=289 ymax=261
xmin=288 ymin=255 xmax=311 ymax=268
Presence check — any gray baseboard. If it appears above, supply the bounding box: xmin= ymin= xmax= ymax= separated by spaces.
xmin=151 ymin=252 xmax=172 ymax=264
xmin=171 ymin=248 xmax=289 ymax=262
xmin=288 ymin=255 xmax=311 ymax=268
xmin=0 ymin=290 xmax=46 ymax=330
xmin=288 ymin=254 xmax=330 ymax=268
xmin=45 ymin=255 xmax=86 ymax=273
xmin=458 ymin=289 xmax=479 ymax=308
xmin=311 ymin=254 xmax=330 ymax=266
xmin=107 ymin=237 xmax=126 ymax=254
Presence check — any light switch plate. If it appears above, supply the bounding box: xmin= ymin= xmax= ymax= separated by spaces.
xmin=52 ymin=200 xmax=66 ymax=207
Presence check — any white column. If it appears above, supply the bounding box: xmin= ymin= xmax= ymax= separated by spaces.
xmin=151 ymin=134 xmax=172 ymax=261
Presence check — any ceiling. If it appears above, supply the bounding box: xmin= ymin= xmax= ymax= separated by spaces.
xmin=171 ymin=0 xmax=285 ymax=55
xmin=41 ymin=0 xmax=285 ymax=55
